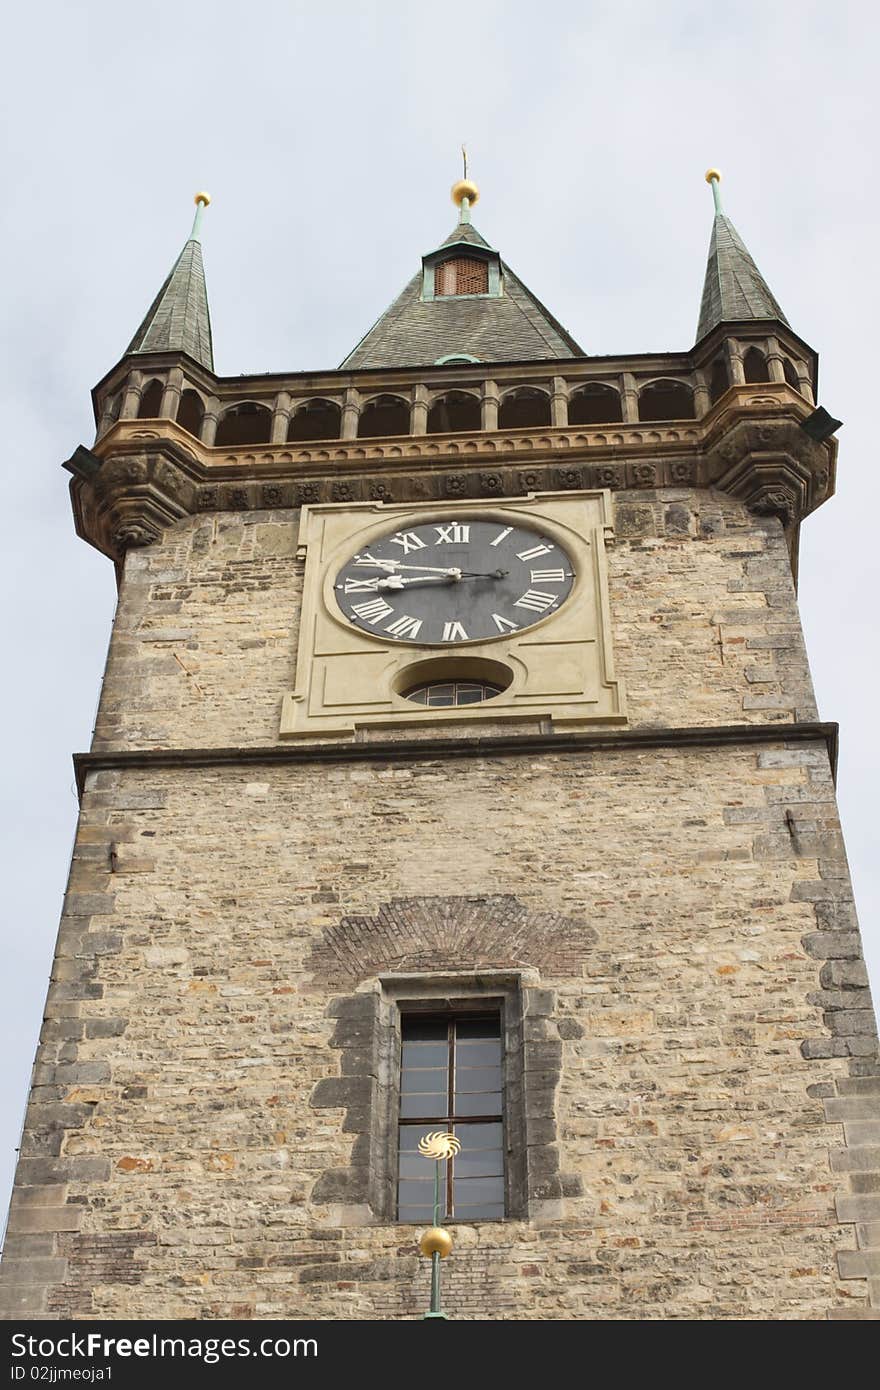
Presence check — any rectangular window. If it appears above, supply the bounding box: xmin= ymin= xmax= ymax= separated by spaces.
xmin=434 ymin=257 xmax=489 ymax=297
xmin=396 ymin=1012 xmax=505 ymax=1222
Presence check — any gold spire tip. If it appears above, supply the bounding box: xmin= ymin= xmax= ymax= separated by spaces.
xmin=194 ymin=191 xmax=212 ymax=207
xmin=704 ymin=168 xmax=721 ymax=184
xmin=451 ymin=179 xmax=479 ymax=207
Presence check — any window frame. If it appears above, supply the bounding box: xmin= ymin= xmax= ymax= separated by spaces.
xmin=376 ymin=973 xmax=528 ymax=1224
xmin=397 ymin=1007 xmax=506 ymax=1223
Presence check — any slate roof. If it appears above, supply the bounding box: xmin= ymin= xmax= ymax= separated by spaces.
xmin=126 ymin=236 xmax=214 ymax=371
xmin=697 ymin=212 xmax=788 ymax=341
xmin=341 ymin=219 xmax=583 ymax=369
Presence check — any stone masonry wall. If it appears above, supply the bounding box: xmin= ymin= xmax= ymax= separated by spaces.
xmin=4 ymin=484 xmax=878 ymax=1322
xmin=2 ymin=742 xmax=878 ymax=1320
xmin=90 ymin=490 xmax=816 ymax=752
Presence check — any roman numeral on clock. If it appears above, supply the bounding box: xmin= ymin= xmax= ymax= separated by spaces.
xmin=492 ymin=613 xmax=519 ymax=633
xmin=344 ymin=577 xmax=381 ymax=593
xmin=352 ymin=597 xmax=394 ymax=624
xmin=490 ymin=527 xmax=513 ymax=547
xmin=516 ymin=543 xmax=554 ymax=561
xmin=530 ymin=568 xmax=566 ymax=584
xmin=434 ymin=523 xmax=470 ymax=544
xmin=388 ymin=531 xmax=426 ymax=554
xmin=385 ymin=614 xmax=423 ymax=639
xmin=513 ymin=589 xmax=556 ymax=613
xmin=441 ymin=621 xmax=469 ymax=642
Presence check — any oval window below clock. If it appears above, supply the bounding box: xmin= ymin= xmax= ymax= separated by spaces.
xmin=393 ymin=655 xmax=513 ymax=706
xmin=404 ymin=680 xmax=503 ymax=707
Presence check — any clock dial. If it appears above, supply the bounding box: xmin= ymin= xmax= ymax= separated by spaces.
xmin=334 ymin=518 xmax=575 ymax=645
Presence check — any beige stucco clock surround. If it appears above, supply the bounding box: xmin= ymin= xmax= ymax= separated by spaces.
xmin=280 ymin=491 xmax=626 ymax=738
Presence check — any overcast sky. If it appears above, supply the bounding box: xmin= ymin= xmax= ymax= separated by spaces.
xmin=2 ymin=1 xmax=878 ymax=1224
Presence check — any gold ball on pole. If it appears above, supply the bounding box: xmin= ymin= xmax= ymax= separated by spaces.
xmin=419 ymin=1226 xmax=453 ymax=1259
xmin=451 ymin=179 xmax=479 ymax=208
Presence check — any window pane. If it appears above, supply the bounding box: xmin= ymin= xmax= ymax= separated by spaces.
xmin=454 ymin=1148 xmax=504 ymax=1178
xmin=455 ymin=1065 xmax=502 ymax=1094
xmin=425 ymin=684 xmax=455 ymax=706
xmin=455 ymin=1090 xmax=502 ymax=1117
xmin=401 ymin=1042 xmax=448 ymax=1068
xmin=453 ymin=1176 xmax=505 ymax=1207
xmin=456 ymin=1018 xmax=500 ymax=1040
xmin=453 ymin=1040 xmax=501 ymax=1067
xmin=451 ymin=1202 xmax=505 ymax=1221
xmin=451 ymin=1121 xmax=502 ymax=1150
xmin=401 ymin=1067 xmax=448 ymax=1094
xmin=398 ymin=1203 xmax=440 ymax=1223
xmin=398 ymin=1127 xmax=427 ymax=1152
xmin=400 ymin=1092 xmax=450 ymax=1118
xmin=398 ymin=1178 xmax=439 ymax=1205
xmin=398 ymin=1151 xmax=442 ymax=1179
xmin=402 ymin=1020 xmax=448 ymax=1042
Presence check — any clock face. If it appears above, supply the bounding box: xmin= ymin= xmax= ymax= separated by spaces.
xmin=333 ymin=518 xmax=575 ymax=645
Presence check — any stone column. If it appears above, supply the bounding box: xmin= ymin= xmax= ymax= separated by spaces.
xmin=201 ymin=397 xmax=220 ymax=447
xmin=411 ymin=384 xmax=429 ymax=436
xmin=482 ymin=379 xmax=499 ymax=431
xmin=726 ymin=339 xmax=745 ymax=385
xmin=765 ymin=337 xmax=786 ymax=384
xmin=621 ymin=372 xmax=639 ymax=423
xmin=796 ymin=365 xmax=814 ymax=405
xmin=160 ymin=367 xmax=184 ymax=421
xmin=120 ymin=372 xmax=143 ymax=421
xmin=693 ymin=370 xmax=711 ymax=418
xmin=341 ymin=388 xmax=360 ymax=440
xmin=272 ymin=390 xmax=292 ymax=445
xmin=551 ymin=376 xmax=568 ymax=428
xmin=96 ymin=393 xmax=119 ymax=437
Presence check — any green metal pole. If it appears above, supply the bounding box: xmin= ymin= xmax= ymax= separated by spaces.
xmin=424 ymin=1161 xmax=448 ymax=1320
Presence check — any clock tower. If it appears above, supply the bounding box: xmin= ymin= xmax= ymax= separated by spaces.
xmin=2 ymin=173 xmax=879 ymax=1321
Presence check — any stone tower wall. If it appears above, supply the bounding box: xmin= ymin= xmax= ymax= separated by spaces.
xmin=2 ymin=490 xmax=879 ymax=1321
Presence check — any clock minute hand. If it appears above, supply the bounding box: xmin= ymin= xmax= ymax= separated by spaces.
xmin=355 ymin=556 xmax=461 ymax=577
xmin=380 ymin=562 xmax=462 ymax=576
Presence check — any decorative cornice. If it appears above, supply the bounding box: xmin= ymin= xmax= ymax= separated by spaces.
xmin=74 ymin=721 xmax=839 ymax=798
xmin=66 ymin=383 xmax=836 ymax=563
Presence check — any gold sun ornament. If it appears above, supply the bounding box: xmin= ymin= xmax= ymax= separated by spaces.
xmin=418 ymin=1131 xmax=461 ymax=1161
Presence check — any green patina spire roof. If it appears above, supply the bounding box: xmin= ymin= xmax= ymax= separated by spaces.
xmin=697 ymin=170 xmax=788 ymax=341
xmin=126 ymin=194 xmax=214 ymax=370
xmin=341 ymin=178 xmax=582 ymax=369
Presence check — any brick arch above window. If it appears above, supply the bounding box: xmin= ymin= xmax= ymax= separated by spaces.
xmin=305 ymin=892 xmax=597 ymax=988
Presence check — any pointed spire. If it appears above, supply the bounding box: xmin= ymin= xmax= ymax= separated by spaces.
xmin=696 ymin=170 xmax=788 ymax=341
xmin=126 ymin=193 xmax=214 ymax=370
xmin=341 ymin=175 xmax=582 ymax=369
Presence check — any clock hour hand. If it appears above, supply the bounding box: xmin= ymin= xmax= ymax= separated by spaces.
xmin=459 ymin=569 xmax=509 ymax=580
xmin=376 ymin=574 xmax=459 ymax=591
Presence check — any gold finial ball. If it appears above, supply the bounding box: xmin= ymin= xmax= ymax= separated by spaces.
xmin=194 ymin=191 xmax=212 ymax=207
xmin=451 ymin=178 xmax=480 ymax=208
xmin=704 ymin=168 xmax=722 ymax=185
xmin=419 ymin=1226 xmax=453 ymax=1259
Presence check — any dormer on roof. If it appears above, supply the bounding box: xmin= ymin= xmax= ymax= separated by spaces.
xmin=421 ymin=196 xmax=502 ymax=302
xmin=340 ymin=177 xmax=583 ymax=370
